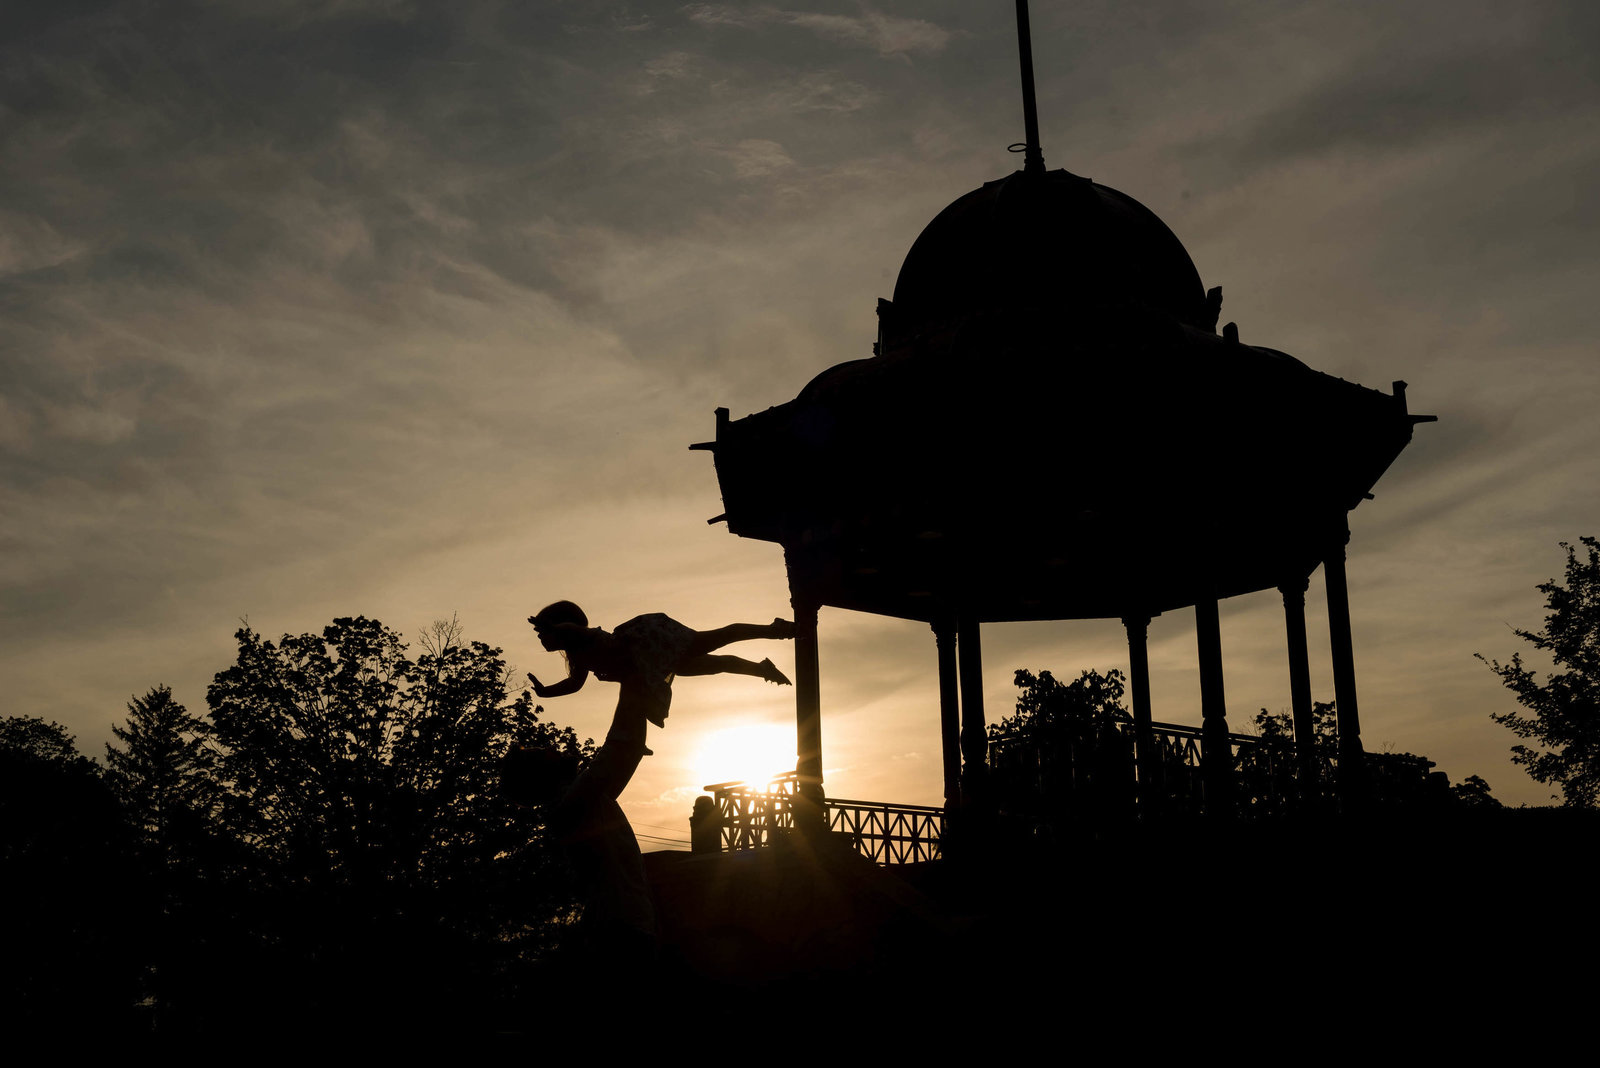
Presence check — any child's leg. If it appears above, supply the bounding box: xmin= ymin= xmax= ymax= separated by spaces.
xmin=676 ymin=653 xmax=791 ymax=685
xmin=684 ymin=619 xmax=794 ymax=657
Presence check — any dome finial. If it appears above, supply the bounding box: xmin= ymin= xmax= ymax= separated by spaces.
xmin=1015 ymin=0 xmax=1045 ymax=174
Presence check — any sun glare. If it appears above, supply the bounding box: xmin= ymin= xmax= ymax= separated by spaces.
xmin=692 ymin=724 xmax=795 ymax=789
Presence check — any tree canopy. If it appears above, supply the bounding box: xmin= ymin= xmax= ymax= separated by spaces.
xmin=105 ymin=685 xmax=220 ymax=856
xmin=0 ymin=714 xmax=92 ymax=767
xmin=988 ymin=668 xmax=1135 ymax=832
xmin=1250 ymin=701 xmax=1336 ymax=753
xmin=191 ymin=615 xmax=592 ymax=1029
xmin=0 ymin=715 xmax=114 ymax=857
xmin=206 ymin=615 xmax=590 ymax=896
xmin=1 ymin=716 xmax=140 ymax=1029
xmin=1479 ymin=537 xmax=1600 ymax=807
xmin=995 ymin=667 xmax=1131 ymax=736
xmin=17 ymin=615 xmax=595 ymax=1032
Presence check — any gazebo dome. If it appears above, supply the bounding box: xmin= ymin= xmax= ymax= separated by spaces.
xmin=890 ymin=167 xmax=1213 ymax=331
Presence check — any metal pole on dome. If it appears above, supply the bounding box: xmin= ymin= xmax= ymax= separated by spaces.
xmin=1015 ymin=0 xmax=1045 ymax=173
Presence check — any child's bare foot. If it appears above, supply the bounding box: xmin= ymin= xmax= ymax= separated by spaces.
xmin=759 ymin=658 xmax=792 ymax=685
xmin=770 ymin=618 xmax=796 ymax=639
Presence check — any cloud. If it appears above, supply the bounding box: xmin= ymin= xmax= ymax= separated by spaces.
xmin=0 ymin=211 xmax=87 ymax=278
xmin=642 ymin=50 xmax=697 ymax=82
xmin=645 ymin=784 xmax=703 ymax=806
xmin=1174 ymin=3 xmax=1597 ymax=181
xmin=784 ymin=11 xmax=950 ymax=57
xmin=43 ymin=402 xmax=137 ymax=445
xmin=772 ymin=72 xmax=874 ymax=114
xmin=0 ymin=396 xmax=33 ymax=452
xmin=680 ymin=3 xmax=765 ymax=30
xmin=682 ymin=4 xmax=951 ymax=58
xmin=724 ymin=138 xmax=796 ymax=178
xmin=1224 ymin=51 xmax=1569 ymax=169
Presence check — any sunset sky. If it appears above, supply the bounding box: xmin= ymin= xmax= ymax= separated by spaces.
xmin=5 ymin=1 xmax=1598 ymax=841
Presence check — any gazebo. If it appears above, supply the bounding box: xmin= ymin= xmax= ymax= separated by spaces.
xmin=691 ymin=4 xmax=1433 ymax=829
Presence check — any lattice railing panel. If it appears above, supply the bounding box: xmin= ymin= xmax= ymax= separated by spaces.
xmin=704 ymin=773 xmax=943 ymax=865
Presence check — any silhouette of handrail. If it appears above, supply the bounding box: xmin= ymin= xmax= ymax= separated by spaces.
xmin=825 ymin=796 xmax=944 ymax=864
xmin=700 ymin=723 xmax=1435 ymax=854
xmin=989 ymin=717 xmax=1432 ymax=825
xmin=989 ymin=717 xmax=1308 ymax=818
xmin=703 ymin=773 xmax=944 ymax=864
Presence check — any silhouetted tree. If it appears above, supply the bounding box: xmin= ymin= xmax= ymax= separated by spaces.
xmin=202 ymin=615 xmax=591 ymax=1026
xmin=207 ymin=616 xmax=584 ymax=883
xmin=101 ymin=688 xmax=232 ymax=1030
xmin=997 ymin=668 xmax=1130 ymax=734
xmin=105 ymin=685 xmax=220 ymax=858
xmin=1251 ymin=700 xmax=1337 ymax=756
xmin=1479 ymin=537 xmax=1600 ymax=807
xmin=0 ymin=714 xmax=88 ymax=766
xmin=1251 ymin=702 xmax=1449 ymax=808
xmin=1241 ymin=703 xmax=1337 ymax=812
xmin=0 ymin=717 xmax=113 ymax=863
xmin=1 ymin=717 xmax=140 ymax=1029
xmin=989 ymin=669 xmax=1133 ymax=833
xmin=1450 ymin=774 xmax=1502 ymax=809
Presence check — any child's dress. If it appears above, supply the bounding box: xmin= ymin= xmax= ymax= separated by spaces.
xmin=583 ymin=613 xmax=698 ymax=728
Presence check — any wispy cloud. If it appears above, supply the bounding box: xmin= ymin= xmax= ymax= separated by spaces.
xmin=0 ymin=211 xmax=87 ymax=278
xmin=682 ymin=4 xmax=951 ymax=58
xmin=723 ymin=138 xmax=796 ymax=178
xmin=772 ymin=72 xmax=874 ymax=113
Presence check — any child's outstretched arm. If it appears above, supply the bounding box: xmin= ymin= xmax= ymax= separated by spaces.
xmin=528 ymin=669 xmax=589 ymax=699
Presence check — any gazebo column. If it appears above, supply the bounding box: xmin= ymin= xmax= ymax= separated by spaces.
xmin=1279 ymin=575 xmax=1320 ymax=804
xmin=1122 ymin=614 xmax=1159 ymax=815
xmin=1195 ymin=596 xmax=1234 ymax=815
xmin=1323 ymin=528 xmax=1367 ymax=809
xmin=933 ymin=617 xmax=961 ymax=812
xmin=957 ymin=609 xmax=988 ymax=804
xmin=790 ymin=595 xmax=826 ymax=829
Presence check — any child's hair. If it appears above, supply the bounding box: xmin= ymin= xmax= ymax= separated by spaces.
xmin=530 ymin=601 xmax=587 ymax=630
xmin=530 ymin=601 xmax=594 ymax=674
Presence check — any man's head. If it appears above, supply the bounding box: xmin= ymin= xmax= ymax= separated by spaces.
xmin=500 ymin=743 xmax=580 ymax=806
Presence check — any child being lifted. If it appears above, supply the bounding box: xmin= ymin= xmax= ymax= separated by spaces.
xmin=528 ymin=601 xmax=793 ymax=735
xmin=512 ymin=603 xmax=794 ymax=962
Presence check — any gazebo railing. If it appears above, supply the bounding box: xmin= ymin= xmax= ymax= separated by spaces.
xmin=703 ymin=774 xmax=805 ymax=852
xmin=988 ymin=717 xmax=1425 ymax=824
xmin=987 ymin=718 xmax=1304 ymax=821
xmin=826 ymin=796 xmax=944 ymax=864
xmin=702 ymin=773 xmax=943 ymax=865
xmin=698 ymin=723 xmax=1437 ymax=857
xmin=1142 ymin=719 xmax=1302 ymax=815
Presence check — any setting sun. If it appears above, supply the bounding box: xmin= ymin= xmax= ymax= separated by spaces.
xmin=691 ymin=724 xmax=797 ymax=789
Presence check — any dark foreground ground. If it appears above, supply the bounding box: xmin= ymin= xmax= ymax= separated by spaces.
xmin=524 ymin=807 xmax=1596 ymax=1044
xmin=12 ymin=807 xmax=1590 ymax=1045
